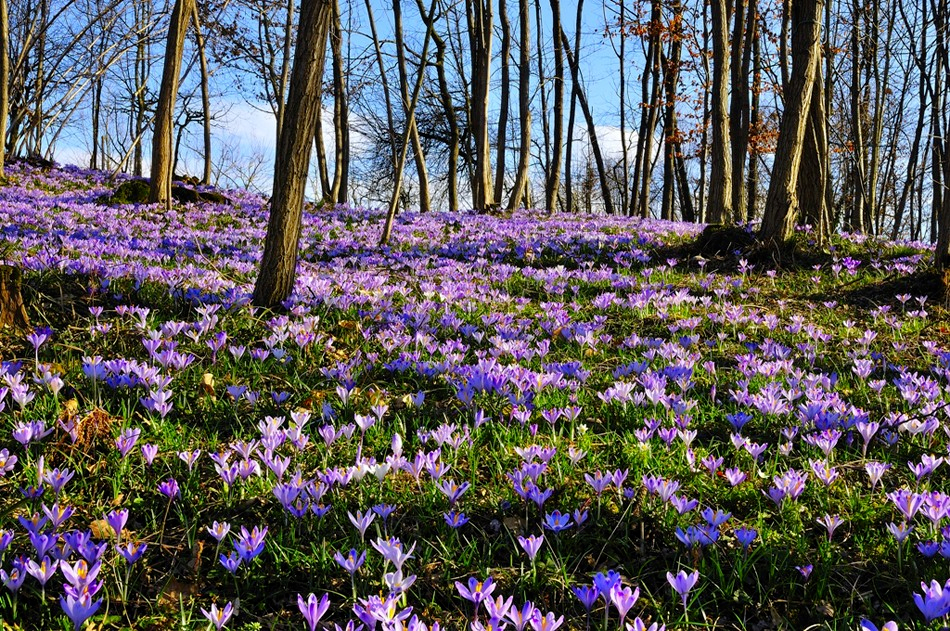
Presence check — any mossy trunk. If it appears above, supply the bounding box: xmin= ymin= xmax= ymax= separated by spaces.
xmin=0 ymin=265 xmax=29 ymax=329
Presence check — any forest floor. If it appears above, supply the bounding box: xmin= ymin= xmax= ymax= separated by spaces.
xmin=0 ymin=163 xmax=947 ymax=630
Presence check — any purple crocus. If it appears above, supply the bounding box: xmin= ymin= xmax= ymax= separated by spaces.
xmin=105 ymin=509 xmax=128 ymax=541
xmin=667 ymin=569 xmax=699 ymax=612
xmin=60 ymin=592 xmax=102 ymax=630
xmin=201 ymin=601 xmax=234 ymax=631
xmin=158 ymin=478 xmax=180 ymax=500
xmin=455 ymin=576 xmax=496 ymax=607
xmin=517 ymin=534 xmax=544 ymax=561
xmin=334 ymin=548 xmax=366 ymax=575
xmin=297 ymin=593 xmax=330 ymax=631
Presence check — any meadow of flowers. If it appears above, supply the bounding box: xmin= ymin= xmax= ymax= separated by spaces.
xmin=0 ymin=163 xmax=947 ymax=630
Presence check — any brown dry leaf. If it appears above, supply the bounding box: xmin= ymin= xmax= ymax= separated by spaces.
xmin=76 ymin=408 xmax=114 ymax=448
xmin=200 ymin=373 xmax=216 ymax=401
xmin=89 ymin=519 xmax=111 ymax=540
xmin=158 ymin=578 xmax=198 ymax=611
xmin=338 ymin=320 xmax=361 ymax=331
xmin=327 ymin=349 xmax=349 ymax=362
xmin=185 ymin=540 xmax=205 ymax=575
xmin=60 ymin=398 xmax=79 ymax=420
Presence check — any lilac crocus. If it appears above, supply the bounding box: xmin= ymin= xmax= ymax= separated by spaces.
xmin=334 ymin=548 xmax=366 ymax=575
xmin=60 ymin=592 xmax=102 ymax=630
xmin=455 ymin=576 xmax=496 ymax=607
xmin=298 ymin=593 xmax=330 ymax=631
xmin=667 ymin=569 xmax=699 ymax=611
xmin=201 ymin=601 xmax=234 ymax=631
xmin=517 ymin=534 xmax=544 ymax=561
xmin=105 ymin=509 xmax=128 ymax=541
xmin=117 ymin=541 xmax=147 ymax=564
xmin=158 ymin=478 xmax=180 ymax=500
xmin=915 ymin=579 xmax=950 ymax=621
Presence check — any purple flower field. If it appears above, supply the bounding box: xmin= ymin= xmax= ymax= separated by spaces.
xmin=0 ymin=164 xmax=948 ymax=630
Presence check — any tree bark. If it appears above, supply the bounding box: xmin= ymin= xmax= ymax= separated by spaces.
xmin=546 ymin=0 xmax=564 ymax=213
xmin=192 ymin=3 xmax=213 ymax=184
xmin=508 ymin=0 xmax=531 ymax=210
xmin=149 ymin=0 xmax=195 ymax=206
xmin=394 ymin=0 xmax=431 ymax=212
xmin=707 ymin=0 xmax=733 ymax=223
xmin=563 ymin=0 xmax=584 ymax=214
xmin=0 ymin=266 xmax=28 ymax=330
xmin=797 ymin=69 xmax=829 ymax=240
xmin=329 ymin=0 xmax=349 ymax=204
xmin=759 ymin=0 xmax=825 ymax=245
xmin=661 ymin=0 xmax=684 ymax=222
xmin=253 ymin=0 xmax=332 ymax=308
xmin=561 ymin=25 xmax=614 ymax=215
xmin=367 ymin=0 xmax=399 ymax=198
xmin=0 ymin=0 xmax=8 ymax=171
xmin=416 ymin=0 xmax=460 ymax=213
xmin=493 ymin=0 xmax=511 ymax=206
xmin=467 ymin=0 xmax=495 ymax=210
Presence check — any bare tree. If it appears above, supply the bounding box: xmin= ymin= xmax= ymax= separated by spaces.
xmin=149 ymin=0 xmax=194 ymax=206
xmin=253 ymin=0 xmax=332 ymax=308
xmin=707 ymin=0 xmax=733 ymax=223
xmin=507 ymin=0 xmax=531 ymax=210
xmin=759 ymin=0 xmax=825 ymax=246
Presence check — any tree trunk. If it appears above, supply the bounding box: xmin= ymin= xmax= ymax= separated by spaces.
xmin=729 ymin=0 xmax=754 ymax=222
xmin=797 ymin=69 xmax=829 ymax=240
xmin=631 ymin=0 xmax=661 ymax=218
xmin=380 ymin=0 xmax=439 ymax=243
xmin=314 ymin=102 xmax=331 ymax=200
xmin=275 ymin=0 xmax=294 ymax=141
xmin=149 ymin=0 xmax=194 ymax=207
xmin=467 ymin=0 xmax=495 ymax=210
xmin=848 ymin=0 xmax=866 ymax=233
xmin=493 ymin=0 xmax=511 ymax=206
xmin=507 ymin=0 xmax=531 ymax=210
xmin=367 ymin=0 xmax=399 ymax=199
xmin=545 ymin=0 xmax=564 ymax=213
xmin=416 ymin=0 xmax=460 ymax=213
xmin=759 ymin=0 xmax=825 ymax=246
xmin=253 ymin=0 xmax=332 ymax=308
xmin=90 ymin=78 xmax=101 ymax=170
xmin=563 ymin=0 xmax=584 ymax=214
xmin=707 ymin=0 xmax=733 ymax=224
xmin=329 ymin=0 xmax=349 ymax=204
xmin=0 ymin=266 xmax=28 ymax=330
xmin=746 ymin=27 xmax=761 ymax=221
xmin=192 ymin=3 xmax=213 ymax=184
xmin=393 ymin=0 xmax=431 ymax=212
xmin=661 ymin=0 xmax=684 ymax=222
xmin=0 ymin=0 xmax=7 ymax=171
xmin=561 ymin=25 xmax=614 ymax=215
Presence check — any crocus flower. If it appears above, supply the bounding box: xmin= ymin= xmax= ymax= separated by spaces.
xmin=60 ymin=592 xmax=102 ymax=630
xmin=201 ymin=601 xmax=234 ymax=631
xmin=914 ymin=579 xmax=950 ymax=621
xmin=105 ymin=509 xmax=128 ymax=541
xmin=334 ymin=548 xmax=366 ymax=575
xmin=298 ymin=593 xmax=330 ymax=631
xmin=543 ymin=510 xmax=572 ymax=532
xmin=117 ymin=542 xmax=147 ymax=564
xmin=860 ymin=621 xmax=897 ymax=631
xmin=667 ymin=569 xmax=699 ymax=611
xmin=572 ymin=584 xmax=599 ymax=612
xmin=517 ymin=534 xmax=544 ymax=561
xmin=158 ymin=478 xmax=179 ymax=500
xmin=455 ymin=576 xmax=496 ymax=606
